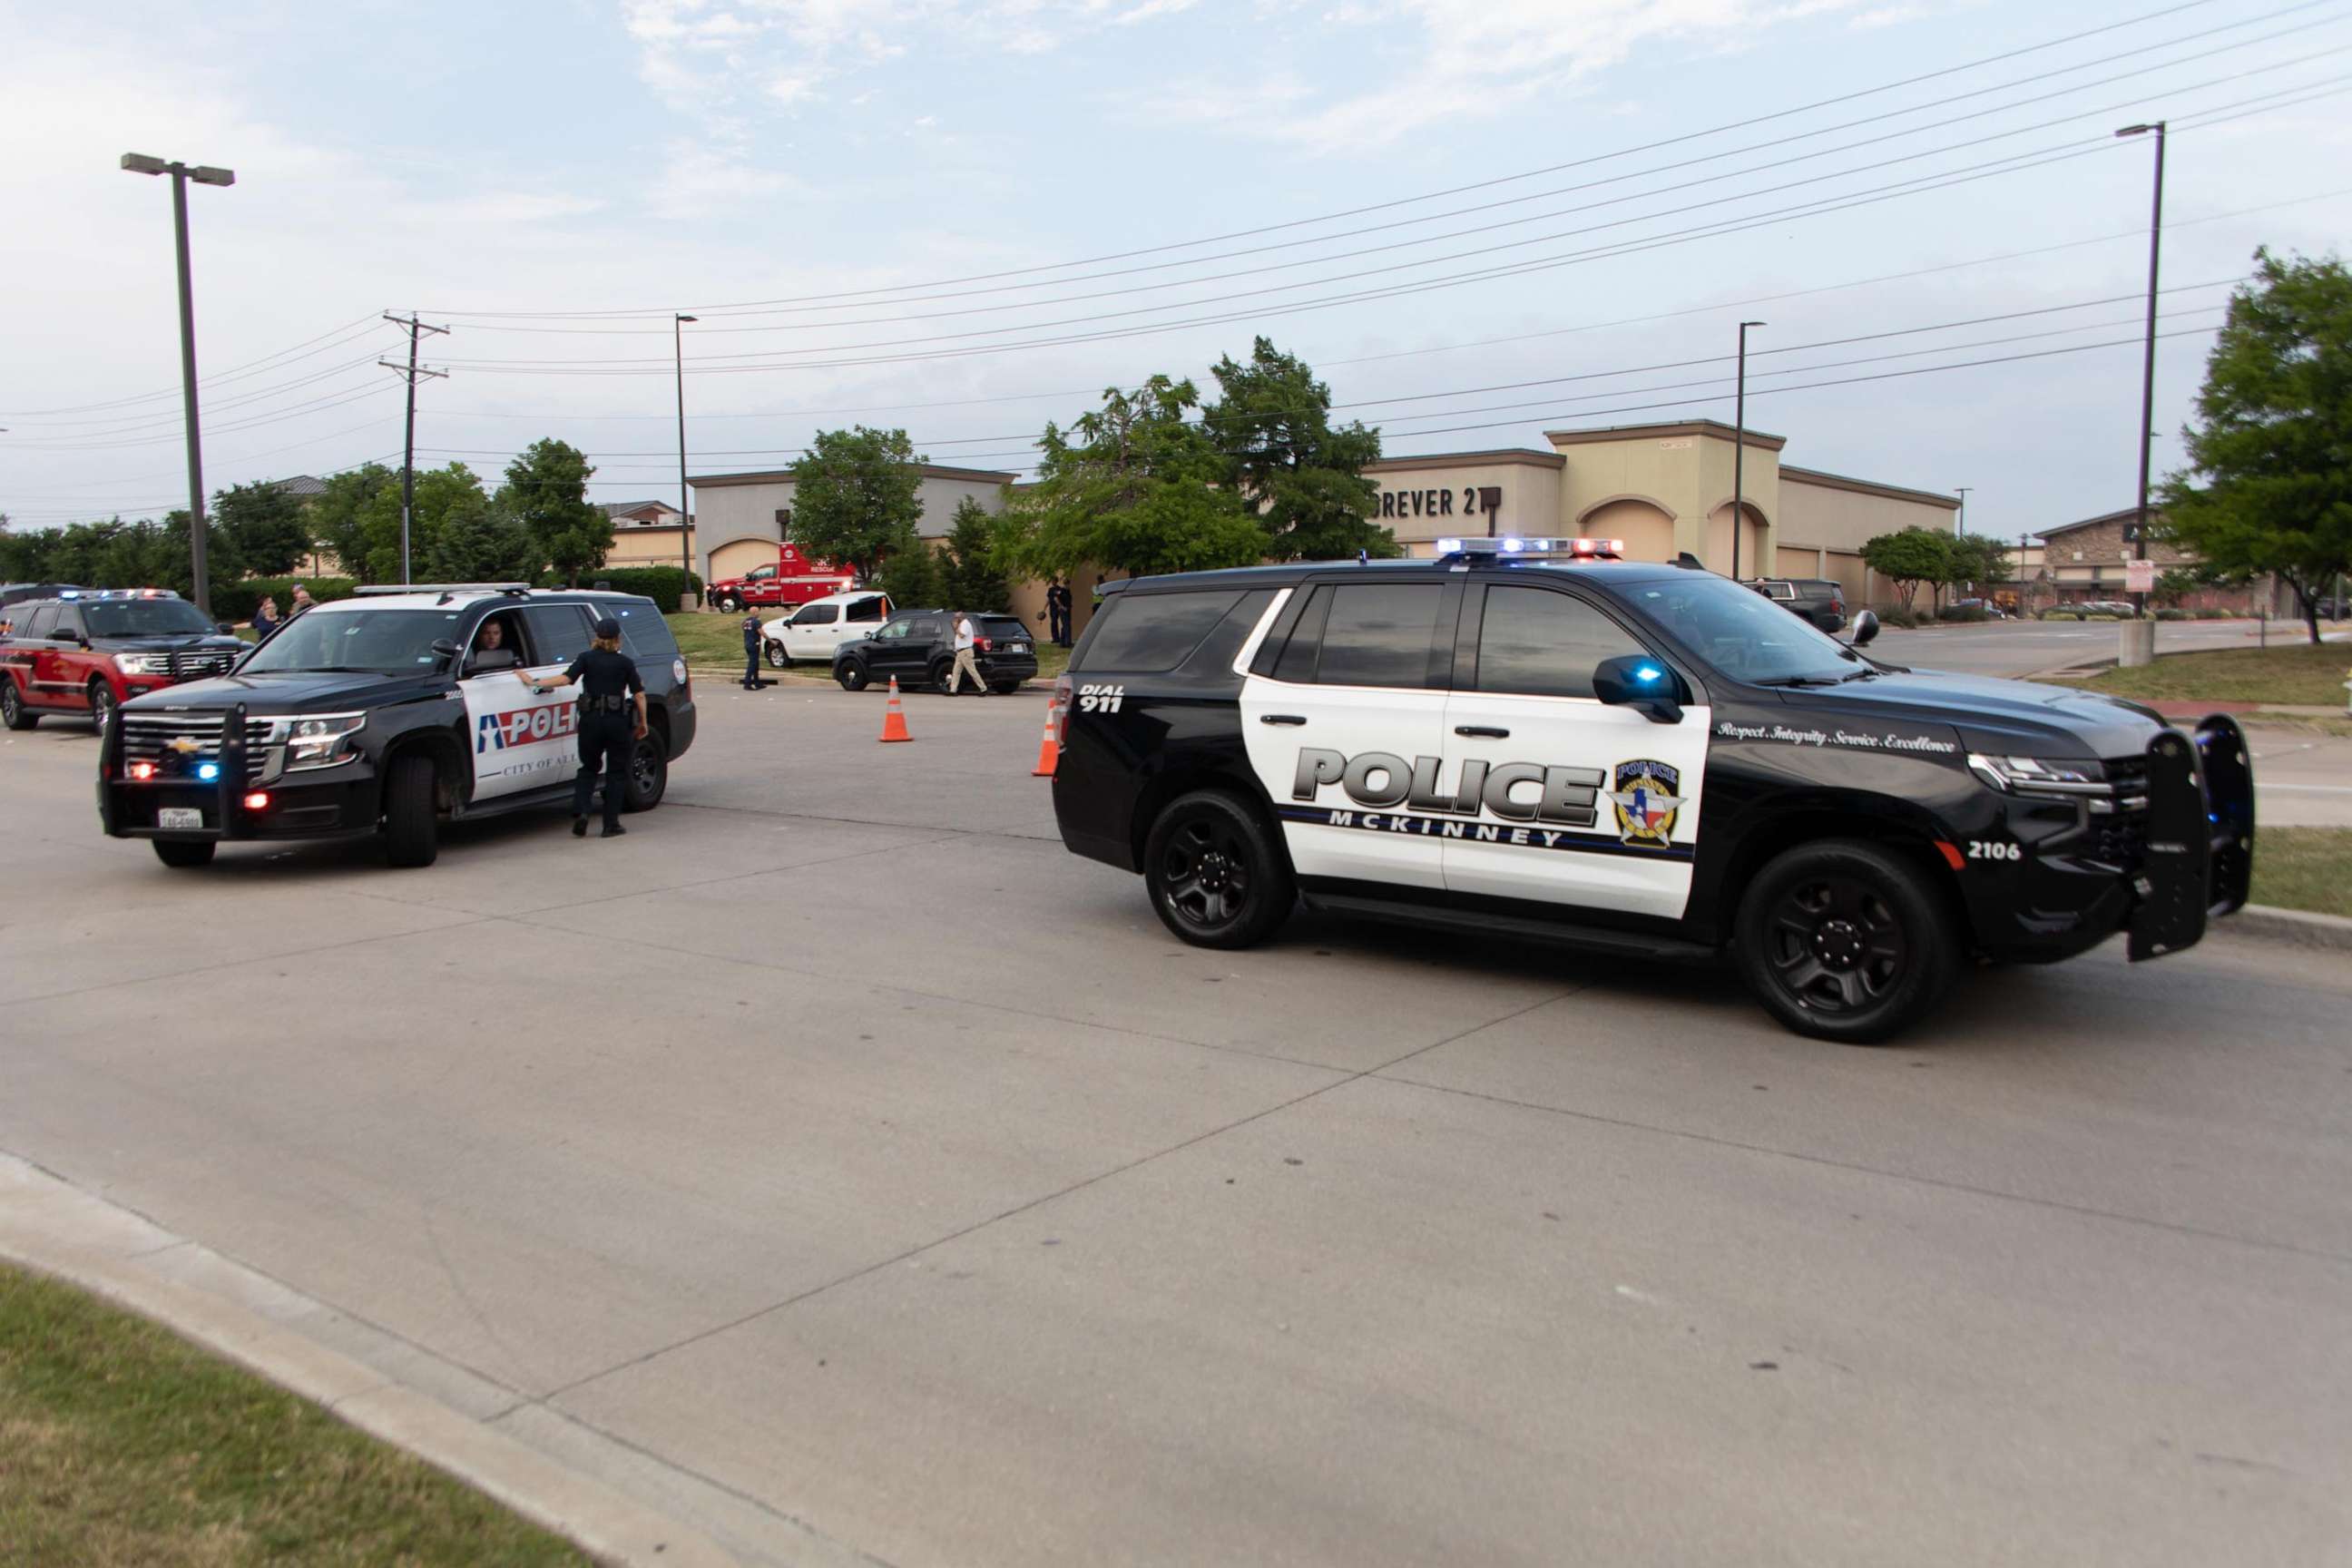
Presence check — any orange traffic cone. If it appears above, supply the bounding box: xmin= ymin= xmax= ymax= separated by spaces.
xmin=1030 ymin=699 xmax=1060 ymax=777
xmin=879 ymin=675 xmax=913 ymax=743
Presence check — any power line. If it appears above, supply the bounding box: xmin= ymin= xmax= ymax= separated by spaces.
xmin=0 ymin=314 xmax=388 ymax=419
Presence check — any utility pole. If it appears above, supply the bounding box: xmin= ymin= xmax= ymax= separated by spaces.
xmin=1732 ymin=320 xmax=1764 ymax=580
xmin=380 ymin=314 xmax=449 ymax=585
xmin=1954 ymin=486 xmax=1972 ymax=535
xmin=120 ymin=153 xmax=233 ymax=615
xmin=2116 ymin=121 xmax=2167 ymax=662
xmin=674 ymin=314 xmax=698 ymax=592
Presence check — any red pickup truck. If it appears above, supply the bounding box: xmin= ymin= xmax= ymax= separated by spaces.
xmin=708 ymin=544 xmax=858 ymax=612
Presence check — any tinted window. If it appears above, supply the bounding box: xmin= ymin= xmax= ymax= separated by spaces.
xmin=1079 ymin=590 xmax=1247 ymax=673
xmin=243 ymin=608 xmax=468 ymax=672
xmin=1181 ymin=589 xmax=1276 ymax=680
xmin=16 ymin=604 xmax=57 ymax=640
xmin=606 ymin=599 xmax=680 ymax=658
xmin=795 ymin=603 xmax=838 ymax=625
xmin=1618 ymin=574 xmax=1858 ymax=684
xmin=1475 ymin=586 xmax=1645 ymax=700
xmin=845 ymin=596 xmax=886 ymax=623
xmin=524 ymin=604 xmax=596 ymax=665
xmin=1314 ymin=583 xmax=1443 ymax=690
xmin=1271 ymin=587 xmax=1330 ymax=683
xmin=47 ymin=606 xmax=84 ymax=639
xmin=83 ymin=599 xmax=214 ymax=637
xmin=977 ymin=616 xmax=1027 ymax=641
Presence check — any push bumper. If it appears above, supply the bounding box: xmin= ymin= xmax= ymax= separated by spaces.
xmin=98 ymin=707 xmax=379 ymax=844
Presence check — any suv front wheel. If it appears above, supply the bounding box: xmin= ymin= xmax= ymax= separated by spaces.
xmin=1143 ymin=790 xmax=1295 ymax=950
xmin=764 ymin=641 xmax=791 ymax=669
xmin=835 ymin=660 xmax=869 ymax=691
xmin=1732 ymin=838 xmax=1957 ymax=1044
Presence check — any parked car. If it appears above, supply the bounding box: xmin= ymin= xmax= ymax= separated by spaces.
xmin=760 ymin=591 xmax=894 ymax=666
xmin=830 ymin=607 xmax=1038 ymax=693
xmin=1742 ymin=577 xmax=1846 ymax=632
xmin=1943 ymin=598 xmax=2007 ymax=620
xmin=2049 ymin=600 xmax=2141 ymax=620
xmin=1 ymin=589 xmax=247 ymax=733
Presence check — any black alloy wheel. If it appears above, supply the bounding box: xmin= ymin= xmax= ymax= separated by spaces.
xmin=835 ymin=660 xmax=869 ymax=691
xmin=928 ymin=657 xmax=957 ymax=694
xmin=1733 ymin=838 xmax=1955 ymax=1044
xmin=623 ymin=730 xmax=668 ymax=811
xmin=1143 ymin=790 xmax=1295 ymax=950
xmin=86 ymin=680 xmax=117 ymax=733
xmin=1 ymin=681 xmax=35 ymax=730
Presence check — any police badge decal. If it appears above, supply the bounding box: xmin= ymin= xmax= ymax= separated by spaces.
xmin=1607 ymin=760 xmax=1684 ymax=848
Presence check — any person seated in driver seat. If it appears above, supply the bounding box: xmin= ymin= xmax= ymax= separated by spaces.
xmin=466 ymin=617 xmax=520 ymax=675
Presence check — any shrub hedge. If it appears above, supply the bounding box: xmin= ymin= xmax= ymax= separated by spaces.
xmin=537 ymin=565 xmax=702 ymax=605
xmin=215 ymin=576 xmax=358 ymax=622
xmin=1873 ymin=603 xmax=1921 ymax=629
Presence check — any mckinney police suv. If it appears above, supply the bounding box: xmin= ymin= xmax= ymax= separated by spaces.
xmin=1049 ymin=537 xmax=2255 ymax=1044
xmin=97 ymin=583 xmax=694 ymax=870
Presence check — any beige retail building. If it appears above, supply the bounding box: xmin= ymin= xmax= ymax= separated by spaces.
xmin=690 ymin=419 xmax=1959 ymax=637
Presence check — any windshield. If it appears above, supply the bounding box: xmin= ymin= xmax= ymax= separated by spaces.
xmin=83 ymin=599 xmax=215 ymax=638
xmin=1614 ymin=573 xmax=1863 ymax=685
xmin=240 ymin=608 xmax=469 ymax=674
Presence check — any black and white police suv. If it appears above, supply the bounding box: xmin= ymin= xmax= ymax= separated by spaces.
xmin=1049 ymin=537 xmax=2255 ymax=1043
xmin=97 ymin=583 xmax=695 ymax=870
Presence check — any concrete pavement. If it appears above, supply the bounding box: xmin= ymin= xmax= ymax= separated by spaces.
xmin=3 ymin=690 xmax=2348 ymax=1567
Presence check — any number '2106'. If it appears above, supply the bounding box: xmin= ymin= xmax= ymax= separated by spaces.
xmin=1967 ymin=840 xmax=2022 ymax=862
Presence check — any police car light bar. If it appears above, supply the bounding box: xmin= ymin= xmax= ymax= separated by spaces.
xmin=1433 ymin=536 xmax=1626 ymax=561
xmin=352 ymin=583 xmax=534 ymax=598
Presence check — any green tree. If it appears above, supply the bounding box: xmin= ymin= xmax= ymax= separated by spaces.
xmin=2161 ymin=249 xmax=2352 ymax=643
xmin=1861 ymin=527 xmax=1954 ymax=610
xmin=1944 ymin=533 xmax=2010 ymax=602
xmin=497 ymin=439 xmax=606 ymax=586
xmin=995 ymin=377 xmax=1265 ymax=582
xmin=420 ymin=501 xmax=537 ymax=583
xmin=876 ymin=539 xmax=946 ymax=608
xmin=786 ymin=426 xmax=926 ymax=583
xmin=346 ymin=464 xmax=495 ymax=583
xmin=212 ymin=480 xmax=312 ymax=578
xmin=311 ymin=465 xmax=397 ymax=583
xmin=1203 ymin=336 xmax=1394 ymax=561
xmin=938 ymin=496 xmax=1011 ymax=611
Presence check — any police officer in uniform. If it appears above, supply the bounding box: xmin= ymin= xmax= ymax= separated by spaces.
xmin=740 ymin=611 xmax=765 ymax=690
xmin=520 ymin=617 xmax=646 ymax=838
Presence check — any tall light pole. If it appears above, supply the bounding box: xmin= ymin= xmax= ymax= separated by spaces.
xmin=2117 ymin=121 xmax=2167 ymax=633
xmin=1731 ymin=320 xmax=1763 ymax=580
xmin=674 ymin=314 xmax=697 ymax=593
xmin=1954 ymin=485 xmax=1972 ymax=535
xmin=120 ymin=152 xmax=233 ymax=615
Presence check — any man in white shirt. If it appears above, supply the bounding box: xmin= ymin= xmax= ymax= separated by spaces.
xmin=945 ymin=611 xmax=987 ymax=696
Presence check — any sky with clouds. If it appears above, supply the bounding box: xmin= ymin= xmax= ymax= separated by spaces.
xmin=3 ymin=0 xmax=2348 ymax=541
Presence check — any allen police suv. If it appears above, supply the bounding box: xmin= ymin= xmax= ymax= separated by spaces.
xmin=1050 ymin=538 xmax=2254 ymax=1043
xmin=97 ymin=583 xmax=694 ymax=869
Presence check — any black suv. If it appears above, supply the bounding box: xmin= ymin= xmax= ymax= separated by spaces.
xmin=1744 ymin=576 xmax=1846 ymax=632
xmin=98 ymin=584 xmax=696 ymax=869
xmin=831 ymin=607 xmax=1039 ymax=693
xmin=1050 ymin=540 xmax=2253 ymax=1043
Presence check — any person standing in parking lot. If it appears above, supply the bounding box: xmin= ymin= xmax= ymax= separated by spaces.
xmin=1045 ymin=580 xmax=1073 ymax=647
xmin=522 ymin=617 xmax=645 ymax=838
xmin=945 ymin=611 xmax=987 ymax=696
xmin=740 ymin=612 xmax=765 ymax=691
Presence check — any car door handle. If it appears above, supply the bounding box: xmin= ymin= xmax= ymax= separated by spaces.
xmin=1259 ymin=714 xmax=1307 ymax=726
xmin=1454 ymin=725 xmax=1510 ymax=739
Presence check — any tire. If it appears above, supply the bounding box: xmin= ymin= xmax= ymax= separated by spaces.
xmin=382 ymin=751 xmax=439 ymax=868
xmin=835 ymin=661 xmax=869 ymax=692
xmin=152 ymin=838 xmax=215 ymax=868
xmin=1732 ymin=838 xmax=1957 ymax=1044
xmin=929 ymin=658 xmax=956 ymax=694
xmin=86 ymin=680 xmax=118 ymax=734
xmin=764 ymin=641 xmax=790 ymax=669
xmin=1143 ymin=789 xmax=1295 ymax=950
xmin=716 ymin=593 xmax=741 ymax=613
xmin=622 ymin=730 xmax=667 ymax=812
xmin=990 ymin=681 xmax=1021 ymax=694
xmin=1 ymin=680 xmax=35 ymax=730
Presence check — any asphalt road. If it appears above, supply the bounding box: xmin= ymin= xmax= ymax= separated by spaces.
xmin=3 ymin=688 xmax=2347 ymax=1568
xmin=1867 ymin=616 xmax=2322 ymax=678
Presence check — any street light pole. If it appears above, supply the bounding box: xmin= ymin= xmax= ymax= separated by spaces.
xmin=1732 ymin=320 xmax=1763 ymax=580
xmin=675 ymin=314 xmax=697 ymax=595
xmin=1954 ymin=486 xmax=1972 ymax=535
xmin=2118 ymin=121 xmax=2167 ymax=630
xmin=121 ymin=152 xmax=233 ymax=615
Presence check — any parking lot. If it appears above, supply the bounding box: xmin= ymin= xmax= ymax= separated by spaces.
xmin=4 ymin=681 xmax=2349 ymax=1567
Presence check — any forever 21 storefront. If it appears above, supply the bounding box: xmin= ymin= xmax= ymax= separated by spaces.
xmin=1364 ymin=419 xmax=1960 ymax=609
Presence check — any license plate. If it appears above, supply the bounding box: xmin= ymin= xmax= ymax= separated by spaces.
xmin=158 ymin=808 xmax=203 ymax=830
xmin=1009 ymin=642 xmax=1030 ymax=653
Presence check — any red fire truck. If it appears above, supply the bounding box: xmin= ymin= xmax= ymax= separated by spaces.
xmin=707 ymin=544 xmax=858 ymax=612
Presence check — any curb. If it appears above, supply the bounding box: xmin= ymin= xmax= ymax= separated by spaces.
xmin=2227 ymin=903 xmax=2352 ymax=952
xmin=0 ymin=1155 xmax=741 ymax=1568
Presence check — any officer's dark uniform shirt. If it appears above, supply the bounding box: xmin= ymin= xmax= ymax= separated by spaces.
xmin=564 ymin=646 xmax=643 ymax=703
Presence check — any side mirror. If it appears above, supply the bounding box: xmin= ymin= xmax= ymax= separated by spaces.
xmin=55 ymin=632 xmax=85 ymax=646
xmin=216 ymin=621 xmax=236 ymax=636
xmin=1592 ymin=653 xmax=1686 ymax=725
xmin=1847 ymin=609 xmax=1880 ymax=647
xmin=429 ymin=637 xmax=460 ymax=667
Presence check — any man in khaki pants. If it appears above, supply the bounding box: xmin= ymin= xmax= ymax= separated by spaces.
xmin=945 ymin=611 xmax=988 ymax=696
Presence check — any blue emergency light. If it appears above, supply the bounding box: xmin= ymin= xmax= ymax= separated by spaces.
xmin=195 ymin=761 xmax=220 ymax=782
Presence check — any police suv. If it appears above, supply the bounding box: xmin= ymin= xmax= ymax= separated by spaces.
xmin=97 ymin=583 xmax=695 ymax=869
xmin=1049 ymin=537 xmax=2255 ymax=1043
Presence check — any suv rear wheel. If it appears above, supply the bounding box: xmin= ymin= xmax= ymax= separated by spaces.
xmin=1 ymin=681 xmax=35 ymax=730
xmin=623 ymin=730 xmax=668 ymax=811
xmin=1143 ymin=790 xmax=1294 ymax=950
xmin=382 ymin=751 xmax=439 ymax=868
xmin=1732 ymin=838 xmax=1956 ymax=1044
